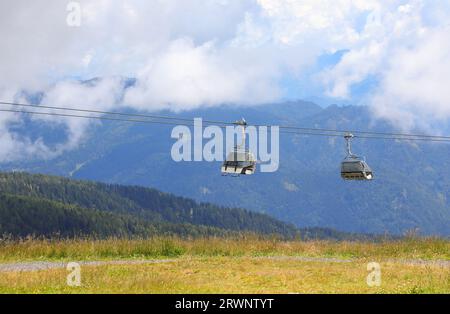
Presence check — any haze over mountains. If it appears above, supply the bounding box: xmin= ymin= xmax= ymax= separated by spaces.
xmin=1 ymin=100 xmax=449 ymax=236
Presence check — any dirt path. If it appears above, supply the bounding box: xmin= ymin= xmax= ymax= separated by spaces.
xmin=254 ymin=256 xmax=353 ymax=263
xmin=0 ymin=256 xmax=448 ymax=272
xmin=0 ymin=259 xmax=176 ymax=272
xmin=384 ymin=258 xmax=450 ymax=267
xmin=257 ymin=256 xmax=450 ymax=267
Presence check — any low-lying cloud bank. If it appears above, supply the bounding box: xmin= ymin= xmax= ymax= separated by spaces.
xmin=0 ymin=0 xmax=449 ymax=161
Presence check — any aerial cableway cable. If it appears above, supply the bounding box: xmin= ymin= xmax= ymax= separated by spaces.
xmin=0 ymin=108 xmax=198 ymax=128
xmin=1 ymin=101 xmax=450 ymax=143
xmin=0 ymin=101 xmax=229 ymax=128
xmin=2 ymin=102 xmax=450 ymax=180
xmin=3 ymin=100 xmax=450 ymax=140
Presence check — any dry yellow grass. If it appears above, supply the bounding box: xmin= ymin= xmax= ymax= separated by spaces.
xmin=0 ymin=237 xmax=448 ymax=293
xmin=0 ymin=257 xmax=448 ymax=293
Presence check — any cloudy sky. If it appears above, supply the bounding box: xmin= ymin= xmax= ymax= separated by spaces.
xmin=0 ymin=0 xmax=449 ymax=161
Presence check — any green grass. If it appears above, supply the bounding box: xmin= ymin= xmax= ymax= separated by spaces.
xmin=0 ymin=236 xmax=448 ymax=262
xmin=0 ymin=237 xmax=448 ymax=293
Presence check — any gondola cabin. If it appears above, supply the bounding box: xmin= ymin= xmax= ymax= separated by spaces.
xmin=341 ymin=157 xmax=373 ymax=180
xmin=341 ymin=133 xmax=374 ymax=181
xmin=221 ymin=149 xmax=256 ymax=176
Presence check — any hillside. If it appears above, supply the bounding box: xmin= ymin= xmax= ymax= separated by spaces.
xmin=0 ymin=172 xmax=306 ymax=238
xmin=0 ymin=193 xmax=157 ymax=238
xmin=2 ymin=101 xmax=449 ymax=236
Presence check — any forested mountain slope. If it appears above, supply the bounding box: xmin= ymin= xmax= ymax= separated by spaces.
xmin=0 ymin=172 xmax=304 ymax=238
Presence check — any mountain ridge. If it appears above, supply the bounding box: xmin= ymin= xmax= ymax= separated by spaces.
xmin=1 ymin=100 xmax=449 ymax=236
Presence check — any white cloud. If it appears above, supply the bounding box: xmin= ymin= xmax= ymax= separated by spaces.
xmin=256 ymin=0 xmax=379 ymax=47
xmin=124 ymin=38 xmax=281 ymax=110
xmin=0 ymin=89 xmax=61 ymax=162
xmin=39 ymin=77 xmax=125 ymax=149
xmin=372 ymin=27 xmax=450 ymax=130
xmin=0 ymin=0 xmax=449 ymax=161
xmin=322 ymin=41 xmax=386 ymax=98
xmin=0 ymin=77 xmax=124 ymax=162
xmin=0 ymin=0 xmax=259 ymax=160
xmin=319 ymin=1 xmax=450 ymax=129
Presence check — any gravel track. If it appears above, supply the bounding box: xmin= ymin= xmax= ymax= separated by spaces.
xmin=0 ymin=259 xmax=176 ymax=272
xmin=0 ymin=256 xmax=448 ymax=272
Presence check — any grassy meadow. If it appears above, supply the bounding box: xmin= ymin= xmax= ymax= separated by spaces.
xmin=0 ymin=236 xmax=449 ymax=293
